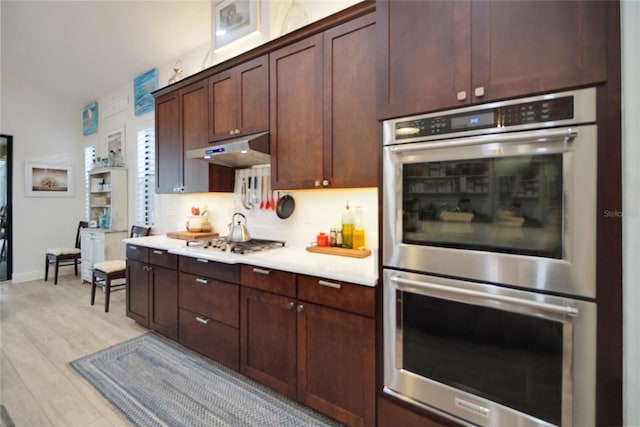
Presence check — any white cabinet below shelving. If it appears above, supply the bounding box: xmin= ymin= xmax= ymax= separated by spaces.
xmin=80 ymin=229 xmax=127 ymax=283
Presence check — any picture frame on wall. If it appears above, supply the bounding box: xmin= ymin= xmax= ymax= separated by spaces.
xmin=82 ymin=101 xmax=98 ymax=135
xmin=212 ymin=0 xmax=259 ymax=51
xmin=24 ymin=163 xmax=74 ymax=197
xmin=106 ymin=126 xmax=125 ymax=166
xmin=133 ymin=68 xmax=158 ymax=116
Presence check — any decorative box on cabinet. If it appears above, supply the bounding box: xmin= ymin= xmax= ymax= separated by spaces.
xmin=376 ymin=0 xmax=608 ymax=119
xmin=269 ymin=12 xmax=378 ymax=189
xmin=88 ymin=167 xmax=127 ymax=231
xmin=240 ymin=265 xmax=375 ymax=427
xmin=80 ymin=228 xmax=126 ymax=283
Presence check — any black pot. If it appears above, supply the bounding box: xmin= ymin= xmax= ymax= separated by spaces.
xmin=276 ymin=194 xmax=295 ymax=219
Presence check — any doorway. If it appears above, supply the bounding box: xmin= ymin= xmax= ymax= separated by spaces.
xmin=0 ymin=135 xmax=12 ymax=281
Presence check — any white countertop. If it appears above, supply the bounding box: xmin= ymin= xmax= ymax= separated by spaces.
xmin=123 ymin=235 xmax=378 ymax=287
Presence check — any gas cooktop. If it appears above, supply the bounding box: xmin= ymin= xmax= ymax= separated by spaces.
xmin=194 ymin=237 xmax=286 ymax=254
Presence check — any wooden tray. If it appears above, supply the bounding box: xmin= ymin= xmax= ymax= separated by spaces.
xmin=305 ymin=246 xmax=371 ymax=258
xmin=167 ymin=231 xmax=219 ymax=241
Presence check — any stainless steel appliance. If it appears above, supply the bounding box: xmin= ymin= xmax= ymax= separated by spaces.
xmin=382 ymin=88 xmax=598 ymax=426
xmin=194 ymin=237 xmax=285 ymax=254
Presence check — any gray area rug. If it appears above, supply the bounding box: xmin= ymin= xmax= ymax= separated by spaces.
xmin=69 ymin=332 xmax=340 ymax=427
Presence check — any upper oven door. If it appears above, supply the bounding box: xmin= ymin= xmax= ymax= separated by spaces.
xmin=382 ymin=124 xmax=597 ymax=298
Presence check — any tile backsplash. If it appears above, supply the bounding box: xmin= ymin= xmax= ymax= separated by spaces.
xmin=153 ymin=166 xmax=378 ymax=249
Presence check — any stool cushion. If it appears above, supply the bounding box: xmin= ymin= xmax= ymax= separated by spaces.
xmin=94 ymin=260 xmax=126 ymax=274
xmin=46 ymin=247 xmax=81 ymax=256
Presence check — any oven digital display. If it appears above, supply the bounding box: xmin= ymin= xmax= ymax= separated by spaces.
xmin=451 ymin=111 xmax=494 ymax=129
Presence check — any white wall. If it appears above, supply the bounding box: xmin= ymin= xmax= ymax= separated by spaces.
xmin=0 ymin=71 xmax=84 ymax=282
xmin=622 ymin=1 xmax=640 ymax=425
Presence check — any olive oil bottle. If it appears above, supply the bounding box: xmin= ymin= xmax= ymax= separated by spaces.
xmin=341 ymin=202 xmax=354 ymax=249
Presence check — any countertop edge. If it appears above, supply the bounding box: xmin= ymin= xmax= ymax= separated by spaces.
xmin=123 ymin=236 xmax=378 ymax=287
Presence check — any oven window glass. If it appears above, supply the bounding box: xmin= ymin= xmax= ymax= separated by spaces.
xmin=402 ymin=292 xmax=563 ymax=425
xmin=402 ymin=154 xmax=563 ymax=258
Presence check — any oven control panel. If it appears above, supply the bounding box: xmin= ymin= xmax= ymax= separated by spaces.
xmin=394 ymin=96 xmax=574 ymax=140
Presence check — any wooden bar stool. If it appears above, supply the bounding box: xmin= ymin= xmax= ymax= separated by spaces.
xmin=90 ymin=260 xmax=126 ymax=312
xmin=90 ymin=225 xmax=151 ymax=312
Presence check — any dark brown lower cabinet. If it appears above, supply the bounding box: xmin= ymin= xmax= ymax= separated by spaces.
xmin=298 ymin=301 xmax=375 ymax=427
xmin=126 ymin=246 xmax=178 ymax=339
xmin=240 ymin=287 xmax=297 ymax=397
xmin=240 ymin=266 xmax=375 ymax=427
xmin=177 ymin=264 xmax=240 ymax=371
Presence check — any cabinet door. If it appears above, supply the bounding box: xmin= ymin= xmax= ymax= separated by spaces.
xmin=237 ymin=55 xmax=269 ymax=136
xmin=470 ymin=1 xmax=607 ymax=102
xmin=270 ymin=34 xmax=324 ymax=189
xmin=297 ymin=302 xmax=375 ymax=427
xmin=324 ymin=13 xmax=378 ymax=188
xmin=155 ymin=91 xmax=181 ymax=193
xmin=240 ymin=287 xmax=297 ymax=398
xmin=126 ymin=259 xmax=149 ymax=327
xmin=180 ymin=80 xmax=211 ymax=193
xmin=149 ymin=265 xmax=178 ymax=340
xmin=210 ymin=55 xmax=269 ymax=141
xmin=377 ymin=0 xmax=471 ymax=119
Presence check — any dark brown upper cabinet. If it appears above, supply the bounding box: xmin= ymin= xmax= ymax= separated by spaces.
xmin=377 ymin=0 xmax=608 ymax=119
xmin=270 ymin=13 xmax=377 ymax=190
xmin=155 ymin=80 xmax=234 ymax=193
xmin=209 ymin=55 xmax=270 ymax=142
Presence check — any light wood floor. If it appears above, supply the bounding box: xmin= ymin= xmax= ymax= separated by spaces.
xmin=0 ymin=271 xmax=147 ymax=426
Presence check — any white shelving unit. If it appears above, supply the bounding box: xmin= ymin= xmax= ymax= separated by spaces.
xmin=82 ymin=167 xmax=128 ymax=283
xmin=88 ymin=168 xmax=127 ymax=231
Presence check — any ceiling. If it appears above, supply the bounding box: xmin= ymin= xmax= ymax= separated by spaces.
xmin=1 ymin=0 xmax=212 ymax=105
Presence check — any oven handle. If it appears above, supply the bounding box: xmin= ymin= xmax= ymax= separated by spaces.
xmin=391 ymin=276 xmax=578 ymax=317
xmin=388 ymin=128 xmax=578 ymax=153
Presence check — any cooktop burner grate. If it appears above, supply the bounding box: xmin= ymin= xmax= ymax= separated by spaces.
xmin=198 ymin=237 xmax=286 ymax=254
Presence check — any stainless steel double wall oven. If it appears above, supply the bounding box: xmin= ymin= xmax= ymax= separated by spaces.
xmin=382 ymin=88 xmax=598 ymax=427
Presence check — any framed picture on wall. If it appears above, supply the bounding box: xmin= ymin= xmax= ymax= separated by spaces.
xmin=212 ymin=0 xmax=260 ymax=50
xmin=82 ymin=101 xmax=98 ymax=135
xmin=133 ymin=68 xmax=157 ymax=116
xmin=106 ymin=126 xmax=125 ymax=166
xmin=24 ymin=163 xmax=74 ymax=197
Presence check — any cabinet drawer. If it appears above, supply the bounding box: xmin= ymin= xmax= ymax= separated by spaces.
xmin=240 ymin=265 xmax=296 ymax=298
xmin=149 ymin=248 xmax=178 ymax=269
xmin=178 ymin=272 xmax=239 ymax=327
xmin=179 ymin=256 xmax=240 ymax=283
xmin=126 ymin=244 xmax=149 ymax=263
xmin=298 ymin=275 xmax=374 ymax=317
xmin=179 ymin=308 xmax=239 ymax=371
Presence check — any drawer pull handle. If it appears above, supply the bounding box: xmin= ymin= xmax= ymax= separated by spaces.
xmin=253 ymin=268 xmax=270 ymax=275
xmin=129 ymin=245 xmax=138 ymax=250
xmin=195 ymin=278 xmax=208 ymax=285
xmin=196 ymin=258 xmax=209 ymax=263
xmin=195 ymin=316 xmax=210 ymax=325
xmin=319 ymin=280 xmax=341 ymax=289
xmin=152 ymin=250 xmax=163 ymax=255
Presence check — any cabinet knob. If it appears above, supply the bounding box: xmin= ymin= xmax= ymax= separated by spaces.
xmin=474 ymin=87 xmax=485 ymax=97
xmin=456 ymin=91 xmax=467 ymax=101
xmin=287 ymin=302 xmax=295 ymax=310
xmin=314 ymin=180 xmax=321 ymax=188
xmin=322 ymin=179 xmax=329 ymax=188
xmin=235 ymin=129 xmax=241 ymax=135
xmin=229 ymin=130 xmax=234 ymax=135
xmin=296 ymin=304 xmax=304 ymax=312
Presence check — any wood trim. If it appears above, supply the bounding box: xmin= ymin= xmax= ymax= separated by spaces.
xmin=595 ymin=1 xmax=622 ymax=425
xmin=153 ymin=1 xmax=376 ymax=99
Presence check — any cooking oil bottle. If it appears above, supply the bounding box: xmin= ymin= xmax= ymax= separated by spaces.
xmin=352 ymin=206 xmax=365 ymax=249
xmin=341 ymin=201 xmax=354 ymax=249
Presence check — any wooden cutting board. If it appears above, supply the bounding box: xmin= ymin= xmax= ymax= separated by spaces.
xmin=166 ymin=231 xmax=219 ymax=241
xmin=305 ymin=246 xmax=371 ymax=258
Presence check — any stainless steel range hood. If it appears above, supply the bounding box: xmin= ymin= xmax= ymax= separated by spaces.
xmin=186 ymin=131 xmax=270 ymax=168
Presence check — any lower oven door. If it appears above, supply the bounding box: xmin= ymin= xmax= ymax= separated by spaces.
xmin=383 ymin=269 xmax=596 ymax=427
